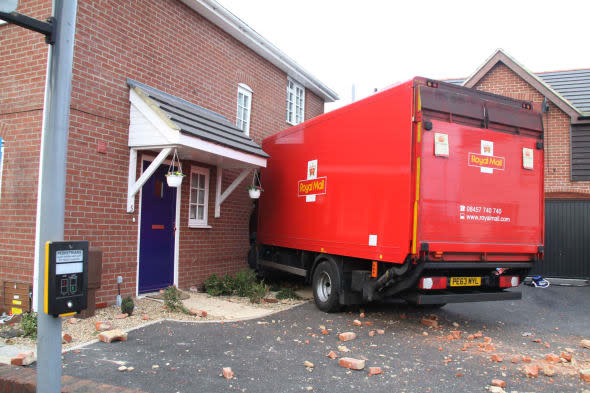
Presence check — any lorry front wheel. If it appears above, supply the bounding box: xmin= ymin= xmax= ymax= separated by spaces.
xmin=312 ymin=260 xmax=341 ymax=313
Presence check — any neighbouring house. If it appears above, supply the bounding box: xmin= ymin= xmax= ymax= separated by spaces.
xmin=0 ymin=0 xmax=338 ymax=312
xmin=447 ymin=49 xmax=590 ymax=279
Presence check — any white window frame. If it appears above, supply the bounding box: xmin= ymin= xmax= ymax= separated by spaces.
xmin=188 ymin=165 xmax=210 ymax=228
xmin=286 ymin=78 xmax=305 ymax=125
xmin=236 ymin=83 xmax=252 ymax=136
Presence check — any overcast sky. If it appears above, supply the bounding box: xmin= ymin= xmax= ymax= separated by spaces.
xmin=217 ymin=0 xmax=590 ymax=111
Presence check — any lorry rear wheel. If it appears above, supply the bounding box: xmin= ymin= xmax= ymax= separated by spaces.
xmin=312 ymin=260 xmax=341 ymax=313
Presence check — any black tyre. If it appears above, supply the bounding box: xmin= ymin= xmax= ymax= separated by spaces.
xmin=312 ymin=260 xmax=342 ymax=313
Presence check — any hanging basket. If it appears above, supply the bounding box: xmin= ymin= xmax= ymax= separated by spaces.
xmin=166 ymin=173 xmax=184 ymax=187
xmin=166 ymin=148 xmax=184 ymax=188
xmin=248 ymin=171 xmax=263 ymax=199
xmin=248 ymin=188 xmax=261 ymax=199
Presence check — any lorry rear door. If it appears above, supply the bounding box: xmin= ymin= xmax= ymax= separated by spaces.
xmin=416 ymin=83 xmax=544 ymax=257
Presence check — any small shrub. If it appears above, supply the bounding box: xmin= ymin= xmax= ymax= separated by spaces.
xmin=276 ymin=288 xmax=301 ymax=300
xmin=249 ymin=281 xmax=269 ymax=304
xmin=21 ymin=312 xmax=38 ymax=339
xmin=221 ymin=274 xmax=235 ymax=295
xmin=204 ymin=274 xmax=224 ymax=296
xmin=162 ymin=286 xmax=189 ymax=314
xmin=121 ymin=296 xmax=134 ymax=316
xmin=234 ymin=269 xmax=257 ymax=297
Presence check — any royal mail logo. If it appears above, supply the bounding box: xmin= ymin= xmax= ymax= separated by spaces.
xmin=298 ymin=177 xmax=327 ymax=197
xmin=468 ymin=153 xmax=505 ymax=170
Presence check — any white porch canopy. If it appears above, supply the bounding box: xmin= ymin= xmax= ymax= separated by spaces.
xmin=125 ymin=79 xmax=268 ymax=216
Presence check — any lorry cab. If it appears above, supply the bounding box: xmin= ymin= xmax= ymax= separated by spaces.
xmin=254 ymin=77 xmax=544 ymax=312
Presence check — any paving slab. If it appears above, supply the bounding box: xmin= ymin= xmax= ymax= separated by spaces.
xmin=0 ymin=342 xmax=35 ymax=365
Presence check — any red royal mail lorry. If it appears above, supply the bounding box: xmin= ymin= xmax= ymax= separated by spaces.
xmin=251 ymin=77 xmax=544 ymax=312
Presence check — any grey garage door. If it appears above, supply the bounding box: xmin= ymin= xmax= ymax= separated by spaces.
xmin=531 ymin=199 xmax=590 ymax=278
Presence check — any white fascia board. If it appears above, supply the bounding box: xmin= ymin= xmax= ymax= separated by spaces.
xmin=178 ymin=133 xmax=267 ymax=168
xmin=181 ymin=0 xmax=339 ymax=103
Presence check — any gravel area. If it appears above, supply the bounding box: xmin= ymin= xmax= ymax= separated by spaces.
xmin=1 ymin=290 xmax=306 ymax=351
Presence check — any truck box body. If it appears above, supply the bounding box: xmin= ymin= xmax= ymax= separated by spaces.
xmin=258 ymin=78 xmax=544 ymax=265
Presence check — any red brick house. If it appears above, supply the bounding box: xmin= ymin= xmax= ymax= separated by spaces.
xmin=0 ymin=0 xmax=338 ymax=311
xmin=448 ymin=49 xmax=590 ymax=279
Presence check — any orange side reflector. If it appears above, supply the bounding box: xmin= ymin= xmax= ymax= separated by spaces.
xmin=371 ymin=261 xmax=378 ymax=278
xmin=152 ymin=225 xmax=164 ymax=230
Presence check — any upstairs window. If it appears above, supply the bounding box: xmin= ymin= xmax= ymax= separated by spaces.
xmin=236 ymin=84 xmax=252 ymax=135
xmin=286 ymin=79 xmax=305 ymax=125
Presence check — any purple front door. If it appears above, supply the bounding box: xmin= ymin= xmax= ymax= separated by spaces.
xmin=139 ymin=161 xmax=176 ymax=293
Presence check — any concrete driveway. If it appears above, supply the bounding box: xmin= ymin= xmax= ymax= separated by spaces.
xmin=62 ymin=285 xmax=590 ymax=393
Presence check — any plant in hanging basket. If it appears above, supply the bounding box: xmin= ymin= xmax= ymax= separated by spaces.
xmin=166 ymin=171 xmax=185 ymax=187
xmin=248 ymin=185 xmax=263 ymax=199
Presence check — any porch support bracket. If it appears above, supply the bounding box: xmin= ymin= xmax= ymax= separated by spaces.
xmin=127 ymin=147 xmax=173 ymax=213
xmin=215 ymin=167 xmax=252 ymax=218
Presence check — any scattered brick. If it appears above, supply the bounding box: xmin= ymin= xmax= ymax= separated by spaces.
xmin=450 ymin=331 xmax=461 ymax=340
xmin=543 ymin=365 xmax=556 ymax=377
xmin=222 ymin=367 xmax=234 ymax=379
xmin=327 ymin=351 xmax=338 ymax=359
xmin=321 ymin=329 xmax=329 ymax=335
xmin=262 ymin=298 xmax=278 ymax=303
xmin=376 ymin=329 xmax=385 ymax=335
xmin=368 ymin=330 xmax=375 ymax=337
xmin=62 ymin=333 xmax=73 ymax=344
xmin=490 ymin=354 xmax=503 ymax=362
xmin=399 ymin=313 xmax=407 ymax=320
xmin=524 ymin=364 xmax=539 ymax=378
xmin=142 ymin=315 xmax=149 ymax=321
xmin=10 ymin=352 xmax=36 ymax=366
xmin=363 ymin=321 xmax=374 ymax=326
xmin=95 ymin=321 xmax=113 ymax=331
xmin=473 ymin=331 xmax=483 ymax=339
xmin=545 ymin=353 xmax=560 ymax=363
xmin=67 ymin=318 xmax=80 ymax=324
xmin=491 ymin=379 xmax=506 ymax=388
xmin=580 ymin=368 xmax=590 ymax=382
xmin=368 ymin=367 xmax=383 ymax=376
xmin=338 ymin=332 xmax=357 ymax=342
xmin=115 ymin=313 xmax=128 ymax=319
xmin=98 ymin=329 xmax=128 ymax=343
xmin=338 ymin=357 xmax=365 ymax=370
xmin=532 ymin=338 xmax=542 ymax=343
xmin=353 ymin=320 xmax=362 ymax=326
xmin=421 ymin=318 xmax=438 ymax=328
xmin=303 ymin=361 xmax=314 ymax=368
xmin=484 ymin=337 xmax=492 ymax=343
xmin=560 ymin=352 xmax=572 ymax=362
xmin=580 ymin=340 xmax=590 ymax=350
xmin=359 ymin=312 xmax=365 ymax=318
xmin=523 ymin=355 xmax=532 ymax=363
xmin=467 ymin=334 xmax=475 ymax=340
xmin=189 ymin=309 xmax=207 ymax=317
xmin=511 ymin=355 xmax=521 ymax=364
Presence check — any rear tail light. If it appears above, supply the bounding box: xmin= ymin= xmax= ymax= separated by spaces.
xmin=418 ymin=277 xmax=447 ymax=290
xmin=499 ymin=276 xmax=520 ymax=288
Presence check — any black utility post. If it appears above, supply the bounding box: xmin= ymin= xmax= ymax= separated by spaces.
xmin=1 ymin=1 xmax=77 ymax=392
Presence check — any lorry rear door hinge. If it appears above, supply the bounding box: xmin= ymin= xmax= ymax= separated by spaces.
xmin=413 ymin=112 xmax=423 ymax=123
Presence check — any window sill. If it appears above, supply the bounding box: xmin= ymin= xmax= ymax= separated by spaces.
xmin=188 ymin=224 xmax=212 ymax=229
xmin=286 ymin=120 xmax=297 ymax=126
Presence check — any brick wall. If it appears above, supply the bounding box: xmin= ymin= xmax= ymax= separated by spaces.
xmin=474 ymin=63 xmax=590 ymax=196
xmin=0 ymin=0 xmax=51 ymax=311
xmin=0 ymin=0 xmax=326 ymax=307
